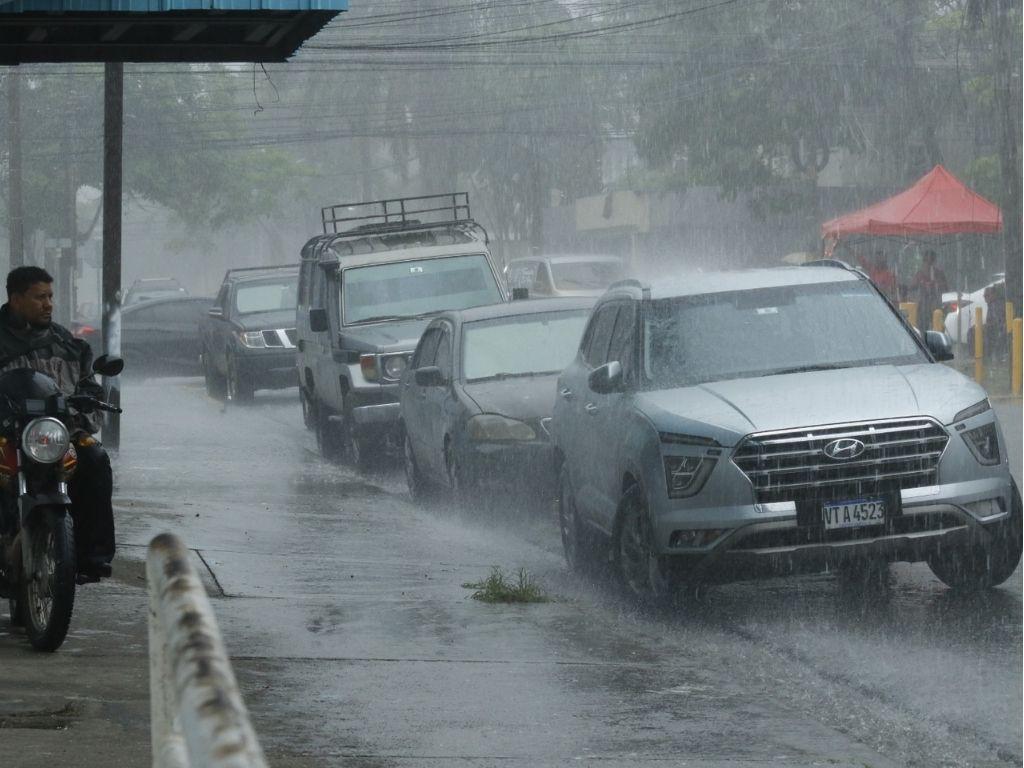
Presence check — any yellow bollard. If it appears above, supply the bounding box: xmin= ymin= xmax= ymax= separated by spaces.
xmin=1013 ymin=318 xmax=1022 ymax=396
xmin=932 ymin=308 xmax=944 ymax=332
xmin=899 ymin=301 xmax=919 ymax=329
xmin=974 ymin=306 xmax=984 ymax=383
xmin=1006 ymin=302 xmax=1015 ymax=333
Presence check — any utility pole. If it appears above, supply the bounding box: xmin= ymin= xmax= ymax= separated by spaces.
xmin=6 ymin=69 xmax=24 ymax=269
xmin=102 ymin=62 xmax=123 ymax=450
xmin=993 ymin=0 xmax=1022 ymax=307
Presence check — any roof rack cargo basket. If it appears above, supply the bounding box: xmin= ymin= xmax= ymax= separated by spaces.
xmin=321 ymin=192 xmax=474 ymax=236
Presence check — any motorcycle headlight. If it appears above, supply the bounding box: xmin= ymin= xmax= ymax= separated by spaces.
xmin=962 ymin=422 xmax=1001 ymax=466
xmin=22 ymin=417 xmax=70 ymax=464
xmin=467 ymin=414 xmax=536 ymax=442
xmin=382 ymin=355 xmax=409 ymax=381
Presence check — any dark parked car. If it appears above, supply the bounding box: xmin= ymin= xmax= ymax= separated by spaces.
xmin=400 ymin=298 xmax=592 ymax=505
xmin=74 ymin=295 xmax=211 ymax=375
xmin=201 ymin=265 xmax=299 ymax=401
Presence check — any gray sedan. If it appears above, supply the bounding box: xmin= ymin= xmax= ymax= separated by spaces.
xmin=400 ymin=298 xmax=593 ymax=507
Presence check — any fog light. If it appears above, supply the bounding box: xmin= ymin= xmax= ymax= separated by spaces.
xmin=669 ymin=529 xmax=727 ymax=548
xmin=965 ymin=498 xmax=1004 ymax=520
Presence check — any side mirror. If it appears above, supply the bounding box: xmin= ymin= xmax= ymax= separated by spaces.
xmin=925 ymin=330 xmax=954 ymax=362
xmin=588 ymin=360 xmax=624 ymax=394
xmin=93 ymin=354 xmax=124 ymax=377
xmin=309 ymin=308 xmax=329 ymax=333
xmin=414 ymin=366 xmax=446 ymax=387
xmin=207 ymin=307 xmax=224 ymax=319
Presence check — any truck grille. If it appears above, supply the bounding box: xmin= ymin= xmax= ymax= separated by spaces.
xmin=261 ymin=329 xmax=297 ymax=349
xmin=733 ymin=418 xmax=949 ymax=504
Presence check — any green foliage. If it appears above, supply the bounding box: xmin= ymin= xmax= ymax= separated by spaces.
xmin=462 ymin=567 xmax=551 ymax=604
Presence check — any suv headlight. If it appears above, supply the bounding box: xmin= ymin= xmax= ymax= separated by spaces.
xmin=22 ymin=417 xmax=70 ymax=464
xmin=236 ymin=331 xmax=266 ymax=349
xmin=663 ymin=455 xmax=716 ymax=499
xmin=962 ymin=422 xmax=1001 ymax=465
xmin=467 ymin=414 xmax=536 ymax=442
xmin=382 ymin=354 xmax=409 ymax=381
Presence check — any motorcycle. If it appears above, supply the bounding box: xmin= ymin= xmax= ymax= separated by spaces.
xmin=0 ymin=355 xmax=123 ymax=651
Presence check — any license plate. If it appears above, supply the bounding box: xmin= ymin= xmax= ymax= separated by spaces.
xmin=822 ymin=498 xmax=886 ymax=530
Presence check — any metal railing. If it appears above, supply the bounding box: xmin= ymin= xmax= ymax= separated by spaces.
xmin=148 ymin=534 xmax=268 ymax=768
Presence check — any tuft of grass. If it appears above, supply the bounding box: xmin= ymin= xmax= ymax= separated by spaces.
xmin=462 ymin=567 xmax=551 ymax=604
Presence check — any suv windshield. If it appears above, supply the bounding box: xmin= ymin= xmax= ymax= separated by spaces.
xmin=342 ymin=254 xmax=500 ymax=324
xmin=551 ymin=260 xmax=623 ymax=290
xmin=462 ymin=309 xmax=589 ymax=382
xmin=645 ymin=280 xmax=927 ymax=387
xmin=234 ymin=278 xmax=298 ymax=315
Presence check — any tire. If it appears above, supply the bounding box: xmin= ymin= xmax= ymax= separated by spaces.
xmin=300 ymin=388 xmax=315 ymax=430
xmin=226 ymin=355 xmax=254 ymax=403
xmin=928 ymin=480 xmax=1023 ymax=590
xmin=444 ymin=439 xmax=472 ymax=508
xmin=202 ymin=351 xmax=226 ymax=399
xmin=614 ymin=483 xmax=678 ymax=605
xmin=315 ymin=402 xmax=345 ymax=463
xmin=558 ymin=466 xmax=602 ymax=574
xmin=404 ymin=432 xmax=432 ymax=503
xmin=345 ymin=425 xmax=377 ymax=472
xmin=8 ymin=597 xmax=24 ymax=627
xmin=20 ymin=510 xmax=76 ymax=652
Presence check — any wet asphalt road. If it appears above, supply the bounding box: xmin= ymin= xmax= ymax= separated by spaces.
xmin=1 ymin=378 xmax=1021 ymax=768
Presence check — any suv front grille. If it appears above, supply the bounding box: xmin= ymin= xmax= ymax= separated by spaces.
xmin=733 ymin=418 xmax=949 ymax=504
xmin=261 ymin=329 xmax=297 ymax=349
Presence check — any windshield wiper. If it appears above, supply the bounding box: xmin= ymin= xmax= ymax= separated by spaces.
xmin=764 ymin=363 xmax=851 ymax=377
xmin=354 ymin=314 xmax=411 ymax=324
xmin=467 ymin=371 xmax=557 ymax=383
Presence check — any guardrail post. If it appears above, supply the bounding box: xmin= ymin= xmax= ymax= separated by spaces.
xmin=974 ymin=306 xmax=984 ymax=383
xmin=147 ymin=534 xmax=268 ymax=768
xmin=932 ymin=308 xmax=944 ymax=333
xmin=1013 ymin=317 xmax=1022 ymax=396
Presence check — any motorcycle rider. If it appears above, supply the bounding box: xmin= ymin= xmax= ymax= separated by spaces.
xmin=0 ymin=266 xmax=114 ymax=581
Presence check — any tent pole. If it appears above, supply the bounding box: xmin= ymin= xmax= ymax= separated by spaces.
xmin=956 ymin=234 xmax=963 ymax=354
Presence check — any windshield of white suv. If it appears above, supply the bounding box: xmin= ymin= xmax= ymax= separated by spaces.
xmin=462 ymin=309 xmax=589 ymax=382
xmin=234 ymin=278 xmax=299 ymax=315
xmin=645 ymin=280 xmax=928 ymax=387
xmin=342 ymin=254 xmax=501 ymax=324
xmin=550 ymin=260 xmax=624 ymax=291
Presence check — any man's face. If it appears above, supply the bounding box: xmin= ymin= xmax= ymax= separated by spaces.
xmin=10 ymin=282 xmax=54 ymax=328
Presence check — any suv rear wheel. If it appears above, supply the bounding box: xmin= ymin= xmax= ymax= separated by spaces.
xmin=615 ymin=483 xmax=678 ymax=604
xmin=927 ymin=481 xmax=1023 ymax=590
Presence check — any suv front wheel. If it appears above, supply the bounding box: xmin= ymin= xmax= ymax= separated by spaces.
xmin=615 ymin=483 xmax=679 ymax=604
xmin=927 ymin=481 xmax=1023 ymax=591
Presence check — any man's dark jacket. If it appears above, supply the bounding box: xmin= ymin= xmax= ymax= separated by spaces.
xmin=0 ymin=304 xmax=104 ymax=434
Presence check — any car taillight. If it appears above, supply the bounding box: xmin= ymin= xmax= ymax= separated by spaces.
xmin=74 ymin=325 xmax=98 ymax=339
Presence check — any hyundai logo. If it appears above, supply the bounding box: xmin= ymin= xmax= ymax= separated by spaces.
xmin=822 ymin=438 xmax=866 ymax=461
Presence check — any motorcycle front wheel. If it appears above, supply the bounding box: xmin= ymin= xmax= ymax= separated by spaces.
xmin=20 ymin=509 xmax=76 ymax=652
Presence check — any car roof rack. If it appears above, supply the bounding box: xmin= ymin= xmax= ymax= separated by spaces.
xmin=321 ymin=192 xmax=488 ymax=243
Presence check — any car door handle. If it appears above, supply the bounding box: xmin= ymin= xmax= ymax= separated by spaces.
xmin=584 ymin=403 xmax=599 ymax=416
xmin=559 ymin=387 xmax=574 ymax=400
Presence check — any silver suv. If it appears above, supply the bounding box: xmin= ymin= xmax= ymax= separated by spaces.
xmin=552 ymin=263 xmax=1021 ymax=600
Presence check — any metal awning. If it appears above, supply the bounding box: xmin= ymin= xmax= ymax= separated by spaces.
xmin=0 ymin=0 xmax=346 ymax=62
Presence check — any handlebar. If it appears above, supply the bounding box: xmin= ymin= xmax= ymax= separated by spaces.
xmin=68 ymin=394 xmax=123 ymax=415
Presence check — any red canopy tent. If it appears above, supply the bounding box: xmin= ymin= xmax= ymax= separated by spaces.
xmin=822 ymin=164 xmax=1002 ymax=240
